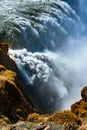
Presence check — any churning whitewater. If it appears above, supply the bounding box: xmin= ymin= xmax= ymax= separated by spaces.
xmin=0 ymin=0 xmax=87 ymax=113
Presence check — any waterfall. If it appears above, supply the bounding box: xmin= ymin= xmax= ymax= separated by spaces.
xmin=0 ymin=0 xmax=87 ymax=113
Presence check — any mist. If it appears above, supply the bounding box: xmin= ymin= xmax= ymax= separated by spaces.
xmin=57 ymin=0 xmax=87 ymax=109
xmin=9 ymin=35 xmax=87 ymax=112
xmin=7 ymin=0 xmax=87 ymax=113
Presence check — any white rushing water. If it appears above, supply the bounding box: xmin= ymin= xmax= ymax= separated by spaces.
xmin=0 ymin=0 xmax=87 ymax=113
xmin=0 ymin=0 xmax=79 ymax=51
xmin=9 ymin=38 xmax=87 ymax=111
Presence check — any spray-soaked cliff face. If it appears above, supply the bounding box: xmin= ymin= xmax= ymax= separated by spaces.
xmin=0 ymin=0 xmax=87 ymax=113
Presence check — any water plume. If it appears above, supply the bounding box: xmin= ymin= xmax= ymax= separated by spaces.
xmin=1 ymin=0 xmax=87 ymax=113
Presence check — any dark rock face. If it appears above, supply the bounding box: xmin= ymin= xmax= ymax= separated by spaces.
xmin=0 ymin=42 xmax=34 ymax=122
xmin=81 ymin=86 xmax=87 ymax=102
xmin=0 ymin=42 xmax=8 ymax=54
xmin=0 ymin=42 xmax=18 ymax=73
xmin=0 ymin=65 xmax=33 ymax=122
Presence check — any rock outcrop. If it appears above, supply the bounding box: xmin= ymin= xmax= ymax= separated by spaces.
xmin=0 ymin=42 xmax=34 ymax=122
xmin=71 ymin=86 xmax=87 ymax=130
xmin=0 ymin=64 xmax=34 ymax=122
xmin=0 ymin=42 xmax=18 ymax=73
xmin=71 ymin=86 xmax=87 ymax=121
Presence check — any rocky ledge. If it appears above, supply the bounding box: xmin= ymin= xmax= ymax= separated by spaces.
xmin=0 ymin=42 xmax=87 ymax=129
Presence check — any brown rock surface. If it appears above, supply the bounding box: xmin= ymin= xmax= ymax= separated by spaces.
xmin=0 ymin=42 xmax=36 ymax=122
xmin=81 ymin=86 xmax=87 ymax=102
xmin=0 ymin=42 xmax=8 ymax=54
xmin=71 ymin=86 xmax=87 ymax=118
xmin=0 ymin=42 xmax=18 ymax=73
xmin=71 ymin=86 xmax=87 ymax=130
xmin=0 ymin=65 xmax=33 ymax=122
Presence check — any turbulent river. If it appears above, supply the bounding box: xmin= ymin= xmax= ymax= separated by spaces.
xmin=0 ymin=0 xmax=87 ymax=113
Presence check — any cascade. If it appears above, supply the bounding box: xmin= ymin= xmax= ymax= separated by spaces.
xmin=0 ymin=0 xmax=87 ymax=113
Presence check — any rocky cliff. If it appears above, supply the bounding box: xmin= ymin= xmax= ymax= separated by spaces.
xmin=0 ymin=42 xmax=34 ymax=122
